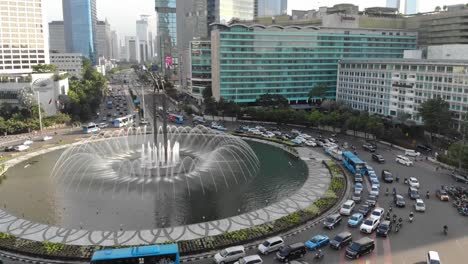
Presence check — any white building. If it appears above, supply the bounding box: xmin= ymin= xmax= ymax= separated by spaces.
xmin=0 ymin=0 xmax=50 ymax=74
xmin=136 ymin=15 xmax=156 ymax=63
xmin=427 ymin=44 xmax=468 ymax=61
xmin=48 ymin=21 xmax=66 ymax=53
xmin=336 ymin=59 xmax=468 ymax=130
xmin=49 ymin=53 xmax=83 ymax=78
xmin=110 ymin=31 xmax=119 ymax=60
xmin=125 ymin=36 xmax=138 ymax=63
xmin=96 ymin=20 xmax=112 ymax=60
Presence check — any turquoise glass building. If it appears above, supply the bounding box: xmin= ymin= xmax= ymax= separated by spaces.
xmin=210 ymin=24 xmax=418 ymax=103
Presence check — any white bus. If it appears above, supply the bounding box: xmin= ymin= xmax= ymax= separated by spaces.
xmin=113 ymin=115 xmax=134 ymax=128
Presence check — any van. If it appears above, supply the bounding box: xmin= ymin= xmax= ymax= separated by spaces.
xmin=275 ymin=243 xmax=306 ymax=262
xmin=214 ymin=246 xmax=246 ymax=264
xmin=426 ymin=251 xmax=441 ymax=264
xmin=339 ymin=200 xmax=355 ymax=216
xmin=345 ymin=237 xmax=375 ymax=259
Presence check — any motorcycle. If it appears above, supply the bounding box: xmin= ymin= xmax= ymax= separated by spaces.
xmin=314 ymin=251 xmax=324 ymax=261
xmin=395 ymin=223 xmax=401 ymax=233
xmin=386 ymin=188 xmax=389 ymax=196
xmin=426 ymin=191 xmax=430 ymax=199
xmin=443 ymin=225 xmax=448 ymax=235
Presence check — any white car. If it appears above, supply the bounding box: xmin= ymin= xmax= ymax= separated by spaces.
xmin=369 ymin=207 xmax=385 ymax=221
xmin=414 ymin=199 xmax=426 ymax=212
xmin=360 ymin=217 xmax=380 ymax=234
xmin=409 ymin=177 xmax=420 ymax=188
xmin=426 ymin=251 xmax=441 ymax=264
xmin=42 ymin=136 xmax=53 ymax=141
xmin=405 ymin=149 xmax=421 ymax=157
xmin=14 ymin=145 xmax=30 ymax=152
xmin=23 ymin=140 xmax=33 ymax=145
xmin=214 ymin=246 xmax=246 ymax=264
xmin=234 ymin=255 xmax=263 ymax=264
xmin=305 ymin=140 xmax=317 ymax=147
xmin=370 ymin=186 xmax=380 ymax=197
xmin=339 ymin=200 xmax=355 ymax=216
xmin=299 ymin=133 xmax=311 ymax=139
xmin=396 ymin=155 xmax=413 ymax=166
xmin=295 ymin=137 xmax=307 ymax=143
xmin=257 ymin=236 xmax=284 ymax=255
xmin=262 ymin=132 xmax=275 ymax=138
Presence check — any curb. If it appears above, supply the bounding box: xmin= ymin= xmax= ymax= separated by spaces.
xmin=0 ymin=251 xmax=86 ymax=264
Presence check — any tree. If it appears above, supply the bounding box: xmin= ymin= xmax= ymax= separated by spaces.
xmin=308 ymin=84 xmax=329 ymax=103
xmin=32 ymin=64 xmax=58 ymax=73
xmin=418 ymin=98 xmax=452 ymax=139
xmin=255 ymin=94 xmax=289 ymax=109
xmin=204 ymin=97 xmax=217 ymax=120
xmin=448 ymin=142 xmax=468 ymax=170
xmin=435 ymin=6 xmax=441 ymax=12
xmin=17 ymin=86 xmax=36 ymax=115
xmin=202 ymin=86 xmax=212 ymax=99
xmin=307 ymin=110 xmax=323 ymax=127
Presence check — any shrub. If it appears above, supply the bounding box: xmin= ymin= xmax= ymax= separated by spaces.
xmin=281 ymin=212 xmax=301 ymax=225
xmin=42 ymin=241 xmax=65 ymax=254
xmin=0 ymin=232 xmax=13 ymax=239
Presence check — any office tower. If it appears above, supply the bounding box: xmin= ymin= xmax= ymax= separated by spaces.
xmin=49 ymin=21 xmax=66 ymax=53
xmin=111 ymin=31 xmax=119 ymax=60
xmin=255 ymin=0 xmax=287 ymax=17
xmin=136 ymin=15 xmax=156 ymax=63
xmin=0 ymin=0 xmax=50 ymax=74
xmin=156 ymin=0 xmax=177 ymax=76
xmin=62 ymin=0 xmax=97 ymax=61
xmin=96 ymin=20 xmax=111 ymax=60
xmin=217 ymin=0 xmax=255 ymax=23
xmin=125 ymin=36 xmax=138 ymax=63
xmin=405 ymin=0 xmax=418 ymax=14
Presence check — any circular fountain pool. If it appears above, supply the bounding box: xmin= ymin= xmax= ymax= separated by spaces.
xmin=0 ymin=126 xmax=308 ymax=231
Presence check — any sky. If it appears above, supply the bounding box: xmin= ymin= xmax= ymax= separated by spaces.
xmin=45 ymin=0 xmax=467 ymax=37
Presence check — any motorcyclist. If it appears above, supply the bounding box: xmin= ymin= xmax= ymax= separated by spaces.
xmin=443 ymin=225 xmax=448 ymax=234
xmin=315 ymin=249 xmax=324 ymax=259
xmin=398 ymin=217 xmax=403 ymax=224
xmin=409 ymin=211 xmax=414 ymax=222
xmin=392 ymin=187 xmax=396 ymax=195
xmin=426 ymin=190 xmax=430 ymax=198
xmin=393 ymin=214 xmax=397 ymax=222
xmin=386 ymin=187 xmax=389 ymax=196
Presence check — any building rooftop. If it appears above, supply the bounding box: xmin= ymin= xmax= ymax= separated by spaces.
xmin=338 ymin=58 xmax=468 ymax=65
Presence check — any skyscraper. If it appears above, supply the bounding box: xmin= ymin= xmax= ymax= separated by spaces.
xmin=62 ymin=0 xmax=97 ymax=62
xmin=217 ymin=0 xmax=255 ymax=23
xmin=137 ymin=15 xmax=156 ymax=63
xmin=96 ymin=20 xmax=111 ymax=60
xmin=156 ymin=0 xmax=177 ymax=77
xmin=405 ymin=0 xmax=418 ymax=14
xmin=49 ymin=21 xmax=66 ymax=53
xmin=111 ymin=31 xmax=120 ymax=60
xmin=0 ymin=0 xmax=50 ymax=74
xmin=386 ymin=0 xmax=401 ymax=10
xmin=255 ymin=0 xmax=287 ymax=17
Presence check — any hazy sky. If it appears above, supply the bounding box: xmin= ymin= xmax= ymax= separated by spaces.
xmin=45 ymin=0 xmax=467 ymax=37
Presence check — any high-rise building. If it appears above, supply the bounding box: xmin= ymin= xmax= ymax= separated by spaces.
xmin=136 ymin=15 xmax=156 ymax=63
xmin=0 ymin=0 xmax=50 ymax=74
xmin=110 ymin=31 xmax=119 ymax=60
xmin=49 ymin=53 xmax=83 ymax=78
xmin=95 ymin=20 xmax=111 ymax=60
xmin=255 ymin=0 xmax=287 ymax=17
xmin=156 ymin=0 xmax=177 ymax=77
xmin=405 ymin=0 xmax=418 ymax=14
xmin=125 ymin=36 xmax=138 ymax=63
xmin=62 ymin=0 xmax=97 ymax=61
xmin=386 ymin=0 xmax=401 ymax=10
xmin=49 ymin=21 xmax=66 ymax=53
xmin=217 ymin=0 xmax=255 ymax=23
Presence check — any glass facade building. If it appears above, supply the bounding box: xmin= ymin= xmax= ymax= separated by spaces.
xmin=62 ymin=0 xmax=97 ymax=62
xmin=156 ymin=0 xmax=177 ymax=77
xmin=405 ymin=0 xmax=418 ymax=14
xmin=217 ymin=0 xmax=255 ymax=23
xmin=255 ymin=0 xmax=287 ymax=17
xmin=190 ymin=40 xmax=212 ymax=98
xmin=211 ymin=24 xmax=417 ymax=103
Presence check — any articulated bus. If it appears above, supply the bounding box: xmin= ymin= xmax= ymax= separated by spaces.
xmin=113 ymin=115 xmax=134 ymax=128
xmin=91 ymin=244 xmax=180 ymax=264
xmin=342 ymin=151 xmax=366 ymax=175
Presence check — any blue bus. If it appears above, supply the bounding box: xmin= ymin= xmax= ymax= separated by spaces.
xmin=342 ymin=151 xmax=366 ymax=175
xmin=91 ymin=244 xmax=180 ymax=264
xmin=106 ymin=100 xmax=113 ymax=109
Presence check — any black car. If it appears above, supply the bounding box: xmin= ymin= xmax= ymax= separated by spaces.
xmin=381 ymin=170 xmax=393 ymax=183
xmin=354 ymin=173 xmax=363 ymax=183
xmin=416 ymin=144 xmax=432 ymax=152
xmin=376 ymin=221 xmax=393 ymax=237
xmin=358 ymin=204 xmax=371 ymax=217
xmin=345 ymin=237 xmax=375 ymax=259
xmin=330 ymin=232 xmax=353 ymax=249
xmin=4 ymin=146 xmax=14 ymax=152
xmin=408 ymin=187 xmax=420 ymax=200
xmin=372 ymin=154 xmax=385 ymax=163
xmin=276 ymin=243 xmax=307 ymax=262
xmin=394 ymin=194 xmax=406 ymax=207
xmin=323 ymin=213 xmax=342 ymax=229
xmin=363 ymin=143 xmax=376 ymax=152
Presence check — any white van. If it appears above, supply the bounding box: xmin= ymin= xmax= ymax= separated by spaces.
xmin=396 ymin=155 xmax=413 ymax=166
xmin=405 ymin=149 xmax=421 ymax=157
xmin=339 ymin=200 xmax=355 ymax=216
xmin=426 ymin=251 xmax=441 ymax=264
xmin=214 ymin=246 xmax=246 ymax=264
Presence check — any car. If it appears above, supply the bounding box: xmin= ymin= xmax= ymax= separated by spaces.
xmin=257 ymin=236 xmax=284 ymax=255
xmin=368 ymin=173 xmax=378 ymax=182
xmin=369 ymin=207 xmax=385 ymax=221
xmin=354 ymin=173 xmax=363 ymax=183
xmin=366 ymin=195 xmax=378 ymax=207
xmin=405 ymin=149 xmax=421 ymax=157
xmin=98 ymin=122 xmax=109 ymax=128
xmin=408 ymin=187 xmax=420 ymax=200
xmin=214 ymin=246 xmax=246 ymax=264
xmin=360 ymin=218 xmax=380 ymax=233
xmin=102 ymin=117 xmax=107 ymax=122
xmin=351 ymin=191 xmax=362 ymax=203
xmin=394 ymin=194 xmax=406 ymax=207
xmin=408 ymin=177 xmax=420 ymax=188
xmin=275 ymin=243 xmax=307 ymax=262
xmin=14 ymin=145 xmax=30 ymax=152
xmin=345 ymin=237 xmax=375 ymax=259
xmin=291 ymin=139 xmax=303 ymax=145
xmin=396 ymin=155 xmax=413 ymax=166
xmin=372 ymin=154 xmax=385 ymax=163
xmin=291 ymin=129 xmax=301 ymax=135
xmin=451 ymin=172 xmax=468 ymax=184
xmin=362 ymin=143 xmax=376 ymax=152
xmin=348 ymin=213 xmax=364 ymax=227
xmin=4 ymin=146 xmax=15 ymax=152
xmin=294 ymin=137 xmax=307 ymax=143
xmin=42 ymin=135 xmax=53 ymax=141
xmin=234 ymin=255 xmax=263 ymax=264
xmin=354 ymin=183 xmax=363 ymax=193
xmin=376 ymin=220 xmax=393 ymax=237
xmin=140 ymin=119 xmax=149 ymax=125
xmin=436 ymin=189 xmax=450 ymax=201
xmin=330 ymin=231 xmax=352 ymax=250
xmin=370 ymin=186 xmax=380 ymax=197
xmin=416 ymin=144 xmax=432 ymax=152
xmin=305 ymin=140 xmax=317 ymax=147
xmin=414 ymin=199 xmax=426 ymax=212
xmin=426 ymin=251 xmax=441 ymax=264
xmin=299 ymin=133 xmax=312 ymax=139
xmin=23 ymin=140 xmax=33 ymax=145
xmin=340 ymin=200 xmax=355 ymax=216
xmin=370 ymin=179 xmax=380 ymax=189
xmin=304 ymin=234 xmax=329 ymax=251
xmin=358 ymin=204 xmax=371 ymax=217
xmin=323 ymin=213 xmax=342 ymax=229
xmin=381 ymin=170 xmax=393 ymax=183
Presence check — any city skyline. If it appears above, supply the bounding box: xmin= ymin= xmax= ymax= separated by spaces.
xmin=45 ymin=0 xmax=467 ymax=37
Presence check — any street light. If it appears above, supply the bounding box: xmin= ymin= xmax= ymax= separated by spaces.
xmin=31 ymin=78 xmax=52 ymax=132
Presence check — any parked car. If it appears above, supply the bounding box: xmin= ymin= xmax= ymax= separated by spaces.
xmin=414 ymin=199 xmax=426 ymax=212
xmin=323 ymin=213 xmax=342 ymax=229
xmin=405 ymin=149 xmax=421 ymax=157
xmin=345 ymin=237 xmax=375 ymax=259
xmin=330 ymin=232 xmax=352 ymax=250
xmin=348 ymin=213 xmax=364 ymax=228
xmin=396 ymin=155 xmax=413 ymax=166
xmin=360 ymin=218 xmax=380 ymax=234
xmin=304 ymin=234 xmax=329 ymax=251
xmin=436 ymin=189 xmax=450 ymax=201
xmin=354 ymin=173 xmax=363 ymax=183
xmin=275 ymin=243 xmax=307 ymax=262
xmin=362 ymin=143 xmax=376 ymax=152
xmin=305 ymin=140 xmax=317 ymax=147
xmin=257 ymin=236 xmax=284 ymax=255
xmin=381 ymin=170 xmax=393 ymax=183
xmin=408 ymin=187 xmax=420 ymax=200
xmin=408 ymin=177 xmax=420 ymax=188
xmin=340 ymin=200 xmax=355 ymax=216
xmin=372 ymin=154 xmax=385 ymax=163
xmin=233 ymin=255 xmax=263 ymax=264
xmin=358 ymin=204 xmax=371 ymax=217
xmin=376 ymin=220 xmax=393 ymax=237
xmin=369 ymin=207 xmax=385 ymax=221
xmin=394 ymin=194 xmax=406 ymax=207
xmin=214 ymin=246 xmax=246 ymax=264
